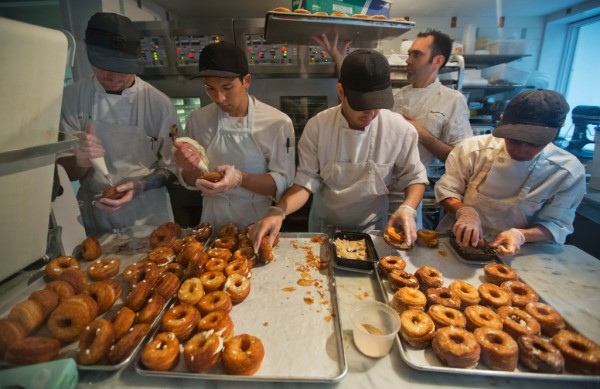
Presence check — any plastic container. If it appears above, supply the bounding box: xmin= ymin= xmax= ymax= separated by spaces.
xmin=350 ymin=301 xmax=400 ymax=358
xmin=481 ymin=63 xmax=530 ymax=85
xmin=485 ymin=39 xmax=528 ymax=55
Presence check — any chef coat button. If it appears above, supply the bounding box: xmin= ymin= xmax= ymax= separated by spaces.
xmin=498 ymin=157 xmax=504 ymax=163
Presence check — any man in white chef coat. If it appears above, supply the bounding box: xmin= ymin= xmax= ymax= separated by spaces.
xmin=173 ymin=42 xmax=296 ymax=228
xmin=59 ymin=12 xmax=181 ymax=234
xmin=314 ymin=31 xmax=472 ymax=228
xmin=250 ymin=49 xmax=428 ymax=248
xmin=435 ymin=89 xmax=586 ymax=256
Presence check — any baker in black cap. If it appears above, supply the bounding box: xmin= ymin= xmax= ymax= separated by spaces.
xmin=59 ymin=12 xmax=181 ymax=234
xmin=436 ymin=89 xmax=586 ymax=255
xmin=250 ymin=49 xmax=428 ymax=249
xmin=173 ymin=41 xmax=295 ymax=228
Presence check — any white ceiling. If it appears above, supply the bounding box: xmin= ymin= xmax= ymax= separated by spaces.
xmin=150 ymin=0 xmax=587 ymax=19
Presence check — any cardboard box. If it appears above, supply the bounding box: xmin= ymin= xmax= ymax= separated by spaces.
xmin=292 ymin=0 xmax=392 ymax=18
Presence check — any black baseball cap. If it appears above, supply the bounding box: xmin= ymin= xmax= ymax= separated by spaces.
xmin=339 ymin=49 xmax=393 ymax=111
xmin=493 ymin=89 xmax=570 ymax=146
xmin=85 ymin=12 xmax=144 ymax=74
xmin=192 ymin=41 xmax=249 ymax=79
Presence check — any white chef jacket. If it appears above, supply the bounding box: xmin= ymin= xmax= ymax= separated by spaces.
xmin=295 ymin=105 xmax=428 ymax=230
xmin=60 ymin=75 xmax=179 ymax=175
xmin=435 ymin=135 xmax=586 ymax=244
xmin=393 ymin=79 xmax=472 ymax=167
xmin=59 ymin=75 xmax=180 ymax=233
xmin=183 ymin=96 xmax=295 ymax=202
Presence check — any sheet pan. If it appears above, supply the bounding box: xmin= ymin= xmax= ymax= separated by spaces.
xmin=264 ymin=11 xmax=414 ymax=47
xmin=135 ymin=232 xmax=347 ymax=382
xmin=0 ymin=226 xmax=170 ymax=371
xmin=370 ymin=231 xmax=600 ymax=382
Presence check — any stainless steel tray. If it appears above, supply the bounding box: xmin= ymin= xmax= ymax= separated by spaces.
xmin=135 ymin=232 xmax=347 ymax=382
xmin=264 ymin=11 xmax=414 ymax=47
xmin=0 ymin=226 xmax=170 ymax=371
xmin=370 ymin=230 xmax=600 ymax=382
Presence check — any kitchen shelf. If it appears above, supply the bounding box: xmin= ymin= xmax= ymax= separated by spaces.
xmin=462 ymin=54 xmax=530 ymax=69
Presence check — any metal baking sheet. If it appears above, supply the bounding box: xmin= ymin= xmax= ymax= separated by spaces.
xmin=135 ymin=232 xmax=347 ymax=382
xmin=370 ymin=230 xmax=600 ymax=382
xmin=264 ymin=11 xmax=414 ymax=47
xmin=0 ymin=225 xmax=171 ymax=371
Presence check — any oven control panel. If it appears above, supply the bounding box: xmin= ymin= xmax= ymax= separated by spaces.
xmin=174 ymin=35 xmax=224 ymax=67
xmin=140 ymin=36 xmax=168 ymax=68
xmin=307 ymin=45 xmax=332 ymax=64
xmin=245 ymin=34 xmax=296 ymax=65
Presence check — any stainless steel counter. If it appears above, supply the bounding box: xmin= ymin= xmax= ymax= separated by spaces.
xmin=1 ymin=234 xmax=599 ymax=388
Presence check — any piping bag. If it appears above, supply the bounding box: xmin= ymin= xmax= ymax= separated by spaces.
xmin=172 ymin=136 xmax=210 ymax=173
xmin=91 ymin=156 xmax=114 ymax=186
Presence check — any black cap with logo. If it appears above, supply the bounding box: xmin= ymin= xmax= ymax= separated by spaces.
xmin=85 ymin=12 xmax=144 ymax=74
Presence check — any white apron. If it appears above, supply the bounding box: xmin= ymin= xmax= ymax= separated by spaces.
xmin=201 ymin=98 xmax=270 ymax=228
xmin=309 ymin=108 xmax=389 ymax=232
xmin=437 ymin=147 xmax=541 ymax=240
xmin=78 ymin=89 xmax=172 ymax=234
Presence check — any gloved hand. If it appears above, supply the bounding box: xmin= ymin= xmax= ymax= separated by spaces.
xmin=453 ymin=206 xmax=483 ymax=247
xmin=490 ymin=228 xmax=526 ymax=256
xmin=75 ymin=123 xmax=105 ymax=167
xmin=195 ymin=164 xmax=242 ymax=195
xmin=95 ymin=169 xmax=174 ymax=213
xmin=388 ymin=205 xmax=417 ymax=245
xmin=249 ymin=206 xmax=285 ymax=252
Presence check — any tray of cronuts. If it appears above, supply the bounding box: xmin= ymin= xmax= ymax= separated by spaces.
xmin=0 ymin=224 xmax=195 ymax=370
xmin=134 ymin=231 xmax=347 ymax=382
xmin=264 ymin=9 xmax=414 ymax=46
xmin=370 ymin=230 xmax=600 ymax=381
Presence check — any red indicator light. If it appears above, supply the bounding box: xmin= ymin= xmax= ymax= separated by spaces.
xmin=281 ymin=47 xmax=287 ymax=51
xmin=188 ymin=52 xmax=195 ymax=58
xmin=176 ymin=48 xmax=181 ymax=54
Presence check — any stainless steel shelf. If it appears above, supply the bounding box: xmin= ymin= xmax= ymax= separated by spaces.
xmin=0 ymin=132 xmax=78 ymax=176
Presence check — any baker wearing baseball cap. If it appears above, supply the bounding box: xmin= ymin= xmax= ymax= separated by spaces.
xmin=85 ymin=12 xmax=144 ymax=74
xmin=436 ymin=88 xmax=586 ymax=256
xmin=173 ymin=41 xmax=296 ymax=229
xmin=58 ymin=12 xmax=183 ymax=234
xmin=248 ymin=47 xmax=428 ymax=249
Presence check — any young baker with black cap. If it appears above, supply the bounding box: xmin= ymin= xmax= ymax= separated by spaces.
xmin=250 ymin=49 xmax=428 ymax=248
xmin=436 ymin=89 xmax=586 ymax=256
xmin=59 ymin=12 xmax=181 ymax=234
xmin=173 ymin=41 xmax=295 ymax=228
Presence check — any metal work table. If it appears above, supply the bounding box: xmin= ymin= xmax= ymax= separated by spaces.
xmin=1 ymin=235 xmax=598 ymax=388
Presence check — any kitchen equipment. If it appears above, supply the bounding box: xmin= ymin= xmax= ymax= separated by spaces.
xmin=0 ymin=17 xmax=75 ymax=282
xmin=566 ymin=105 xmax=600 ymax=161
